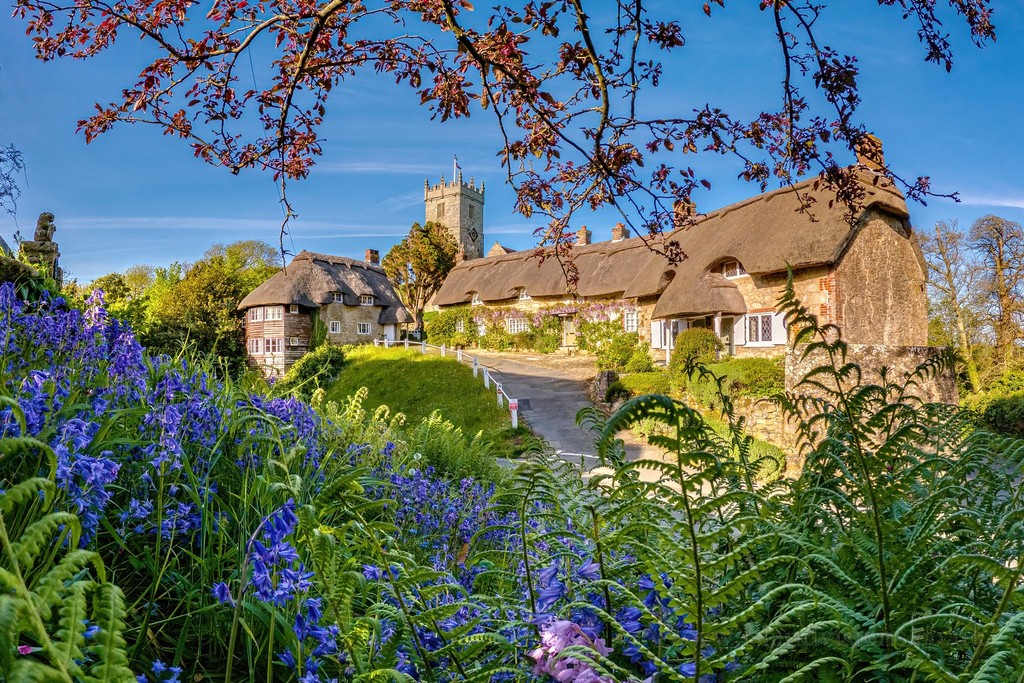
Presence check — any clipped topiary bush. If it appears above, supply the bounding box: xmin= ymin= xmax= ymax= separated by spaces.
xmin=669 ymin=328 xmax=722 ymax=372
xmin=277 ymin=343 xmax=346 ymax=397
xmin=618 ymin=371 xmax=671 ymax=397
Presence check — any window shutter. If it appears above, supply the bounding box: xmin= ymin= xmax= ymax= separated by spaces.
xmin=772 ymin=312 xmax=787 ymax=345
xmin=651 ymin=320 xmax=663 ymax=349
xmin=736 ymin=315 xmax=747 ymax=345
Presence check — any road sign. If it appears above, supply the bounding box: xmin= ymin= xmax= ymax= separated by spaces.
xmin=509 ymin=399 xmax=518 ymax=411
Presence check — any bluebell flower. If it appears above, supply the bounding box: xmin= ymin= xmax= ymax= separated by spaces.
xmin=211 ymin=582 xmax=234 ymax=606
xmin=577 ymin=557 xmax=601 ymax=581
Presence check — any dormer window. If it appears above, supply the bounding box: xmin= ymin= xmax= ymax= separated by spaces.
xmin=721 ymin=260 xmax=747 ymax=278
xmin=332 ymin=292 xmax=344 ymax=303
xmin=471 ymin=292 xmax=481 ymax=306
xmin=360 ymin=295 xmax=374 ymax=306
xmin=518 ymin=288 xmax=530 ymax=301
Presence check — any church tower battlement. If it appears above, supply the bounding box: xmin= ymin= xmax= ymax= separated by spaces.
xmin=425 ymin=171 xmax=484 ymax=261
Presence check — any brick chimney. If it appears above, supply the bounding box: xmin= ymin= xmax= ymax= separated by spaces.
xmin=855 ymin=133 xmax=885 ymax=172
xmin=611 ymin=222 xmax=628 ymax=242
xmin=576 ymin=226 xmax=591 ymax=246
xmin=364 ymin=249 xmax=380 ymax=265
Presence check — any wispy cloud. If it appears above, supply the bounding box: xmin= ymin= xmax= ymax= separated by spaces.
xmin=61 ymin=215 xmax=410 ymax=236
xmin=958 ymin=193 xmax=1024 ymax=210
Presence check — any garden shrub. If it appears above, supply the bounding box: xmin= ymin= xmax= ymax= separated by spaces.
xmin=681 ymin=356 xmax=785 ymax=409
xmin=578 ymin=319 xmax=638 ymax=370
xmin=403 ymin=410 xmax=505 ymax=482
xmin=977 ymin=391 xmax=1024 ymax=437
xmin=604 ymin=380 xmax=630 ymax=403
xmin=276 ymin=342 xmax=346 ymax=397
xmin=668 ymin=327 xmax=722 ymax=371
xmin=623 ymin=343 xmax=655 ymax=373
xmin=618 ymin=370 xmax=671 ymax=397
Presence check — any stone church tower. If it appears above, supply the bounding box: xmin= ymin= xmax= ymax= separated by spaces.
xmin=424 ymin=172 xmax=484 ymax=260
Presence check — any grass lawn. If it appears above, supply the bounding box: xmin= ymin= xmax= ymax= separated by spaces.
xmin=325 ymin=346 xmax=524 ymax=447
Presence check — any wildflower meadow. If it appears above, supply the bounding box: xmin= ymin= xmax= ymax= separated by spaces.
xmin=2 ymin=280 xmax=1023 ymax=682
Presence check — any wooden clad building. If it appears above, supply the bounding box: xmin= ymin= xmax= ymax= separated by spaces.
xmin=238 ymin=250 xmax=412 ymax=376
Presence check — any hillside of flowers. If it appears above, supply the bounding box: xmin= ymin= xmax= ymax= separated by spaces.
xmin=2 ymin=281 xmax=1024 ymax=682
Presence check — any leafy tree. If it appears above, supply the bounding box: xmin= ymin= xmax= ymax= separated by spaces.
xmin=970 ymin=214 xmax=1024 ymax=371
xmin=382 ymin=222 xmax=458 ymax=331
xmin=921 ymin=220 xmax=983 ymax=389
xmin=11 ymin=1 xmax=996 ymax=251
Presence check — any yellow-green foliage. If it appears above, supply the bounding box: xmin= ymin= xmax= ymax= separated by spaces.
xmin=426 ymin=306 xmax=477 ymax=348
xmin=277 ymin=343 xmax=346 ymax=397
xmin=324 ymin=346 xmax=511 ymax=441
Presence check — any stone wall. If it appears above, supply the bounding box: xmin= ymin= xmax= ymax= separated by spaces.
xmin=785 ymin=344 xmax=958 ymax=405
xmin=323 ymin=302 xmax=386 ymax=345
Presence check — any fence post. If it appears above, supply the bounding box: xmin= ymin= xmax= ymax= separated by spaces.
xmin=483 ymin=370 xmax=490 ymax=389
xmin=422 ymin=340 xmax=427 ymax=354
xmin=496 ymin=383 xmax=503 ymax=408
xmin=473 ymin=358 xmax=479 ymax=377
xmin=441 ymin=344 xmax=446 ymax=358
xmin=509 ymin=399 xmax=519 ymax=429
xmin=405 ymin=338 xmax=409 ymax=350
xmin=457 ymin=348 xmax=463 ymax=363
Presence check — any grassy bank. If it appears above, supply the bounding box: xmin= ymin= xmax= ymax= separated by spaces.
xmin=325 ymin=346 xmax=529 ymax=455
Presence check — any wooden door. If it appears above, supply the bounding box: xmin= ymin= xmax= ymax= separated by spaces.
xmin=561 ymin=316 xmax=577 ymax=347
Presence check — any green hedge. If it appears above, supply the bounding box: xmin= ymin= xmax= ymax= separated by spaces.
xmin=277 ymin=343 xmax=346 ymax=397
xmin=425 ymin=306 xmax=477 ymax=347
xmin=618 ymin=371 xmax=672 ymax=397
xmin=683 ymin=356 xmax=784 ymax=409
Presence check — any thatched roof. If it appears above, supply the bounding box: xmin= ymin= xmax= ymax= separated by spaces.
xmin=434 ymin=169 xmax=911 ymax=319
xmin=239 ymin=251 xmax=413 ymax=324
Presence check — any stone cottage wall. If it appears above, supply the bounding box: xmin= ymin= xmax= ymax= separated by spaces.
xmin=832 ymin=210 xmax=929 ymax=346
xmin=322 ymin=302 xmax=386 ymax=345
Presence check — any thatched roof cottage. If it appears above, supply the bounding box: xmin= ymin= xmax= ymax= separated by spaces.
xmin=238 ymin=249 xmax=412 ymax=376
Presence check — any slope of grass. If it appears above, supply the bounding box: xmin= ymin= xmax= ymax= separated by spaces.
xmin=324 ymin=345 xmax=518 ymax=443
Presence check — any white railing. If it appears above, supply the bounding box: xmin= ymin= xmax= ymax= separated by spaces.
xmin=373 ymin=339 xmax=520 ymax=428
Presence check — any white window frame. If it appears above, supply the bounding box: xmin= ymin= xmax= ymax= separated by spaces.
xmin=265 ymin=338 xmax=283 ymax=354
xmin=329 ymin=320 xmax=341 ymax=334
xmin=265 ymin=306 xmax=283 ymax=321
xmin=357 ymin=322 xmax=372 ymax=336
xmin=471 ymin=292 xmax=481 ymax=306
xmin=623 ymin=309 xmax=638 ymax=333
xmin=722 ymin=260 xmax=747 ymax=278
xmin=289 ymin=304 xmax=299 ymax=314
xmin=746 ymin=313 xmax=774 ymax=346
xmin=332 ymin=292 xmax=344 ymax=303
xmin=455 ymin=319 xmax=465 ymax=333
xmin=506 ymin=317 xmax=529 ymax=334
xmin=249 ymin=307 xmax=264 ymax=322
xmin=518 ymin=288 xmax=530 ymax=301
xmin=360 ymin=295 xmax=374 ymax=306
xmin=248 ymin=338 xmax=262 ymax=354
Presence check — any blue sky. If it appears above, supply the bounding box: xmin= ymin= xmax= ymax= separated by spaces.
xmin=1 ymin=2 xmax=1022 ymax=284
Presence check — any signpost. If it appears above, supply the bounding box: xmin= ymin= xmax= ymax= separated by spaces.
xmin=509 ymin=399 xmax=519 ymax=429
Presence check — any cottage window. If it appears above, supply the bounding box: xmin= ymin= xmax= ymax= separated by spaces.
xmin=455 ymin=319 xmax=465 ymax=333
xmin=248 ymin=338 xmax=262 ymax=354
xmin=747 ymin=313 xmax=773 ymax=344
xmin=289 ymin=304 xmax=299 ymax=314
xmin=249 ymin=307 xmax=264 ymax=322
xmin=471 ymin=292 xmax=481 ymax=306
xmin=623 ymin=309 xmax=638 ymax=333
xmin=518 ymin=288 xmax=530 ymax=301
xmin=357 ymin=322 xmax=372 ymax=335
xmin=477 ymin=322 xmax=487 ymax=336
xmin=265 ymin=338 xmax=283 ymax=354
xmin=506 ymin=318 xmax=529 ymax=334
xmin=360 ymin=295 xmax=374 ymax=306
xmin=332 ymin=292 xmax=344 ymax=303
xmin=722 ymin=260 xmax=747 ymax=278
xmin=329 ymin=321 xmax=341 ymax=334
xmin=265 ymin=306 xmax=283 ymax=321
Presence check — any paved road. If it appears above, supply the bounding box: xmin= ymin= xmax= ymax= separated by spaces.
xmin=477 ymin=353 xmax=663 ymax=468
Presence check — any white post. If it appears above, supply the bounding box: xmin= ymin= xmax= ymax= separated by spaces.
xmin=457 ymin=348 xmax=463 ymax=363
xmin=483 ymin=370 xmax=490 ymax=389
xmin=496 ymin=383 xmax=503 ymax=408
xmin=421 ymin=340 xmax=427 ymax=354
xmin=405 ymin=338 xmax=409 ymax=349
xmin=473 ymin=358 xmax=479 ymax=377
xmin=510 ymin=399 xmax=519 ymax=429
xmin=441 ymin=343 xmax=446 ymax=358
